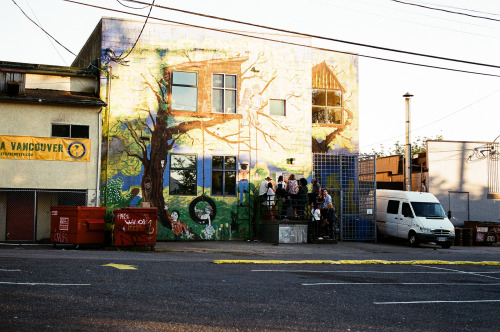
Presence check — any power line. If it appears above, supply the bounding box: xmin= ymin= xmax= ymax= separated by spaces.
xmin=11 ymin=0 xmax=107 ymax=74
xmin=115 ymin=0 xmax=155 ymax=62
xmin=23 ymin=0 xmax=68 ymax=65
xmin=343 ymin=0 xmax=500 ymax=35
xmin=122 ymin=0 xmax=500 ymax=70
xmin=62 ymin=0 xmax=500 ymax=78
xmin=412 ymin=0 xmax=500 ymax=18
xmin=11 ymin=0 xmax=78 ymax=58
xmin=115 ymin=0 xmax=149 ymax=10
xmin=390 ymin=0 xmax=500 ymax=23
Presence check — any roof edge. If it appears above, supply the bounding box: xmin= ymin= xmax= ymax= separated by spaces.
xmin=0 ymin=61 xmax=97 ymax=77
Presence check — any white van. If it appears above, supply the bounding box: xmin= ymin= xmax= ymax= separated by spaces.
xmin=376 ymin=190 xmax=455 ymax=248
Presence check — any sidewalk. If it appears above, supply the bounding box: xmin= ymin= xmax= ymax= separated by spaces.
xmin=1 ymin=240 xmax=499 ymax=262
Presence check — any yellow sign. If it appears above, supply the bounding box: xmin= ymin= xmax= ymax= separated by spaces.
xmin=0 ymin=135 xmax=90 ymax=162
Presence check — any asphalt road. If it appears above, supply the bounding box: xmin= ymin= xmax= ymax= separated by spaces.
xmin=0 ymin=241 xmax=499 ymax=331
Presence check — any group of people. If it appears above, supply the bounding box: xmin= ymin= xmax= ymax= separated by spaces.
xmin=309 ymin=186 xmax=338 ymax=241
xmin=257 ymin=175 xmax=338 ymax=240
xmin=258 ymin=174 xmax=307 ymax=220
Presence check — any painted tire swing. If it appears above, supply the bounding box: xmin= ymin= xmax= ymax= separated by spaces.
xmin=188 ymin=195 xmax=217 ymax=225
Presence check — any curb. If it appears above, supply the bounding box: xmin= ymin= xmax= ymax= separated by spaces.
xmin=212 ymin=259 xmax=500 ymax=265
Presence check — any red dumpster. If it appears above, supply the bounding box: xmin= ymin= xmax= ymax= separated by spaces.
xmin=113 ymin=207 xmax=158 ymax=250
xmin=50 ymin=206 xmax=107 ymax=245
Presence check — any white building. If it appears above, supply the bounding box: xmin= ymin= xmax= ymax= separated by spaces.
xmin=0 ymin=61 xmax=105 ymax=242
xmin=427 ymin=140 xmax=500 ymax=226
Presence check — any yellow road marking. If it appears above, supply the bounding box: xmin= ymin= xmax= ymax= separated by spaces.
xmin=212 ymin=260 xmax=500 ymax=265
xmin=102 ymin=263 xmax=138 ymax=270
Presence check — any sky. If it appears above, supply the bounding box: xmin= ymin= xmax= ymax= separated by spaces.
xmin=2 ymin=0 xmax=500 ymax=154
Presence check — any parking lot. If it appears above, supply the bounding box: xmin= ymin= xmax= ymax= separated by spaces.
xmin=250 ymin=264 xmax=500 ymax=303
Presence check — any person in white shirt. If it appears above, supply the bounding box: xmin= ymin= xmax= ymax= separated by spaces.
xmin=259 ymin=176 xmax=272 ymax=196
xmin=258 ymin=176 xmax=273 ymax=205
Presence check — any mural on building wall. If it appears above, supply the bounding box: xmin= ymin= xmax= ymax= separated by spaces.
xmin=311 ymin=60 xmax=358 ymax=153
xmin=99 ymin=19 xmax=358 ymax=240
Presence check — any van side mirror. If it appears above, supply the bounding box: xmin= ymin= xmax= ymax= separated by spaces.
xmin=447 ymin=210 xmax=451 ymax=219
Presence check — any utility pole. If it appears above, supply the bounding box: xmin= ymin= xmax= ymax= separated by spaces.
xmin=403 ymin=92 xmax=413 ymax=191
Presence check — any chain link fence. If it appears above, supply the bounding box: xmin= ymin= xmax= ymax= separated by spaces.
xmin=0 ymin=189 xmax=88 ymax=242
xmin=313 ymin=153 xmax=376 ymax=241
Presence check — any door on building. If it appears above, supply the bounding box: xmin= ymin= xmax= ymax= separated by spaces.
xmin=448 ymin=191 xmax=469 ymax=227
xmin=6 ymin=191 xmax=35 ymax=241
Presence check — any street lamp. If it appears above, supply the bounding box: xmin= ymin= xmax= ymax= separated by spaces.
xmin=403 ymin=92 xmax=413 ymax=191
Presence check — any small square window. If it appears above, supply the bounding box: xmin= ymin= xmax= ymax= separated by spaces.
xmin=52 ymin=124 xmax=70 ymax=138
xmin=71 ymin=125 xmax=90 ymax=139
xmin=52 ymin=124 xmax=89 ymax=138
xmin=270 ymin=99 xmax=285 ymax=116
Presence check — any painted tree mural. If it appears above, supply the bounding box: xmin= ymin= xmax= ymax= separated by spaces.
xmin=92 ymin=18 xmax=358 ymax=241
xmin=113 ymin=54 xmax=295 ymax=228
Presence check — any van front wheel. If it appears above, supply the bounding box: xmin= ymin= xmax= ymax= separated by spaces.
xmin=409 ymin=232 xmax=419 ymax=247
xmin=441 ymin=242 xmax=452 ymax=249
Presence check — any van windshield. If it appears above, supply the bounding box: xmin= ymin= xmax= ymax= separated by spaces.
xmin=411 ymin=202 xmax=446 ymax=218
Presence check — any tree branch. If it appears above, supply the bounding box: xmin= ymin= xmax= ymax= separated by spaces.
xmin=204 ymin=128 xmax=238 ymax=148
xmin=124 ymin=149 xmax=145 ymax=164
xmin=141 ymin=74 xmax=163 ymax=106
xmin=259 ymin=72 xmax=276 ymax=95
xmin=123 ymin=121 xmax=148 ymax=160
